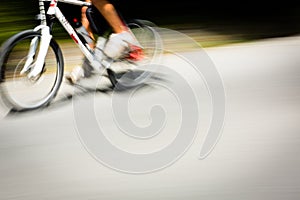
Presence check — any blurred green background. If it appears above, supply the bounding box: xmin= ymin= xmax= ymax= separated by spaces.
xmin=0 ymin=0 xmax=300 ymax=47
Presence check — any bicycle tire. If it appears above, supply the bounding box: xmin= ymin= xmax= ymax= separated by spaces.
xmin=107 ymin=19 xmax=162 ymax=90
xmin=0 ymin=30 xmax=64 ymax=111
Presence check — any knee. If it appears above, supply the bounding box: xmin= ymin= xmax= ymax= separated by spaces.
xmin=92 ymin=0 xmax=108 ymax=7
xmin=81 ymin=6 xmax=87 ymax=14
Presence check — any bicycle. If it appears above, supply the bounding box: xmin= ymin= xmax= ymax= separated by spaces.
xmin=0 ymin=0 xmax=162 ymax=112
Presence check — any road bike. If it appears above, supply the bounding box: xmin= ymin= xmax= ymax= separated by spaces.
xmin=0 ymin=0 xmax=162 ymax=112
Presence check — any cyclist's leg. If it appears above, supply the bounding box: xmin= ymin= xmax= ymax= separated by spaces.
xmin=91 ymin=0 xmax=126 ymax=33
xmin=92 ymin=0 xmax=141 ymax=59
xmin=67 ymin=0 xmax=142 ymax=84
xmin=82 ymin=0 xmax=95 ymax=49
xmin=66 ymin=0 xmax=96 ymax=84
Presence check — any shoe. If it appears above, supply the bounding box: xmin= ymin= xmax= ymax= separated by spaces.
xmin=103 ymin=31 xmax=142 ymax=60
xmin=65 ymin=66 xmax=84 ymax=85
xmin=126 ymin=44 xmax=144 ymax=61
xmin=65 ymin=58 xmax=94 ymax=84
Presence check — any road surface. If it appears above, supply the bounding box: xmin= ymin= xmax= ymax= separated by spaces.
xmin=0 ymin=33 xmax=300 ymax=200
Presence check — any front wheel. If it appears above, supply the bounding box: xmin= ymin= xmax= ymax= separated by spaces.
xmin=0 ymin=30 xmax=64 ymax=111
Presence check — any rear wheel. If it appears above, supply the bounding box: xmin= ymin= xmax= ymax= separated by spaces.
xmin=0 ymin=30 xmax=64 ymax=111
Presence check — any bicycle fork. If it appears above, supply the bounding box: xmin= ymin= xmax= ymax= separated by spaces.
xmin=20 ymin=25 xmax=52 ymax=80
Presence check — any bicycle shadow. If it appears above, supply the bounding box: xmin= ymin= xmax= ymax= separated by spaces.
xmin=6 ymin=69 xmax=167 ymax=117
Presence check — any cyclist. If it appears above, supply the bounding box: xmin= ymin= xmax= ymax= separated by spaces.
xmin=67 ymin=0 xmax=140 ymax=84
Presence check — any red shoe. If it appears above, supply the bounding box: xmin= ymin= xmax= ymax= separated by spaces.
xmin=126 ymin=45 xmax=144 ymax=61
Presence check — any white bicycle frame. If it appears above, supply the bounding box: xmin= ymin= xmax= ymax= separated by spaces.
xmin=24 ymin=0 xmax=109 ymax=79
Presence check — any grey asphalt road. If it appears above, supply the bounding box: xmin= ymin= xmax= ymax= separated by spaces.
xmin=0 ymin=33 xmax=300 ymax=200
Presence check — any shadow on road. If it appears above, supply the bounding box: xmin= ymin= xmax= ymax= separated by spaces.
xmin=6 ymin=69 xmax=167 ymax=118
